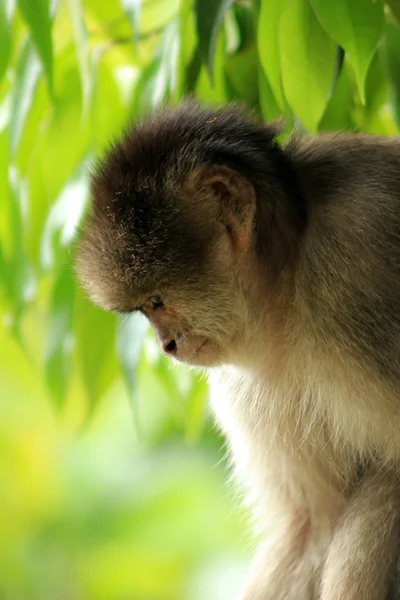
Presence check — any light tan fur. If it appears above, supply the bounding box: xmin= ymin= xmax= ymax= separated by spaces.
xmin=208 ymin=260 xmax=400 ymax=599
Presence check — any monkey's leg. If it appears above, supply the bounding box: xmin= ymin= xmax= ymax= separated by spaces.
xmin=320 ymin=468 xmax=400 ymax=600
xmin=237 ymin=513 xmax=332 ymax=600
xmin=387 ymin=533 xmax=400 ymax=599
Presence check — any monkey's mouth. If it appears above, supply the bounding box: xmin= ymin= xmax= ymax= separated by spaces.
xmin=178 ymin=338 xmax=208 ymax=363
xmin=196 ymin=339 xmax=208 ymax=353
xmin=169 ymin=335 xmax=219 ymax=366
xmin=186 ymin=337 xmax=220 ymax=366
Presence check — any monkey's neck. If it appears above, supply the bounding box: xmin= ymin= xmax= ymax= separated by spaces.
xmin=232 ymin=262 xmax=295 ymax=372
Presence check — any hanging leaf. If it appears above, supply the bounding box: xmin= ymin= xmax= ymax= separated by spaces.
xmin=225 ymin=43 xmax=258 ymax=106
xmin=388 ymin=0 xmax=400 ymax=25
xmin=386 ymin=21 xmax=400 ymax=123
xmin=140 ymin=0 xmax=179 ymax=35
xmin=185 ymin=376 xmax=208 ymax=444
xmin=184 ymin=46 xmax=202 ymax=93
xmin=121 ymin=0 xmax=141 ymax=41
xmin=196 ymin=26 xmax=226 ymax=103
xmin=131 ymin=56 xmax=163 ymax=117
xmin=0 ymin=240 xmax=7 ymax=290
xmin=175 ymin=0 xmax=196 ymax=98
xmin=152 ymin=20 xmax=180 ymax=104
xmin=45 ymin=261 xmax=75 ymax=408
xmin=5 ymin=169 xmax=36 ymax=340
xmin=353 ymin=47 xmax=397 ymax=135
xmin=92 ymin=55 xmax=128 ymax=148
xmin=259 ymin=68 xmax=284 ymax=122
xmin=75 ymin=292 xmax=118 ymax=415
xmin=232 ymin=1 xmax=255 ymax=52
xmin=131 ymin=21 xmax=180 ymax=113
xmin=9 ymin=40 xmax=41 ymax=155
xmin=258 ymin=0 xmax=286 ymax=109
xmin=195 ymin=0 xmax=234 ymax=81
xmin=67 ymin=0 xmax=92 ymax=114
xmin=310 ymin=0 xmax=383 ymax=105
xmin=279 ymin=0 xmax=336 ymax=132
xmin=40 ymin=161 xmax=89 ymax=271
xmin=319 ymin=60 xmax=355 ymax=131
xmin=0 ymin=3 xmax=12 ymax=85
xmin=117 ymin=312 xmax=149 ymax=408
xmin=17 ymin=0 xmax=54 ymax=95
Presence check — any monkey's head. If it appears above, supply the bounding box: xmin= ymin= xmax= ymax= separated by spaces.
xmin=76 ymin=103 xmax=303 ymax=367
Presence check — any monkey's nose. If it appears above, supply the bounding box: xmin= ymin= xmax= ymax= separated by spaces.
xmin=163 ymin=339 xmax=177 ymax=355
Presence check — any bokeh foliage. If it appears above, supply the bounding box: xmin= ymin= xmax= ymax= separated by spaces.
xmin=1 ymin=0 xmax=400 ymax=416
xmin=2 ymin=0 xmax=400 ymax=598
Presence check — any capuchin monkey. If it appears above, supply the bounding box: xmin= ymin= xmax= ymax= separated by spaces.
xmin=76 ymin=102 xmax=400 ymax=600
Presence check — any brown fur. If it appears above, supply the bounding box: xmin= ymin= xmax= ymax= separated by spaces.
xmin=76 ymin=103 xmax=400 ymax=599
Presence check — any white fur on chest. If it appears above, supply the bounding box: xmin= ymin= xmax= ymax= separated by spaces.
xmin=208 ymin=346 xmax=400 ymax=534
xmin=208 ymin=362 xmax=357 ymax=530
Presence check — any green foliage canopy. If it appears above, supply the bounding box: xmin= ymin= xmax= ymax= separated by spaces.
xmin=1 ymin=0 xmax=400 ymax=426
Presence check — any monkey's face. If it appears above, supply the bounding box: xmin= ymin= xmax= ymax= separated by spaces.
xmin=136 ymin=289 xmax=232 ymax=367
xmin=77 ymin=103 xmax=285 ymax=368
xmin=77 ymin=165 xmax=256 ymax=368
xmin=134 ymin=244 xmax=251 ymax=367
xmin=130 ymin=167 xmax=258 ymax=367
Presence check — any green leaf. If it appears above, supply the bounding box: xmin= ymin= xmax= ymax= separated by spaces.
xmin=117 ymin=313 xmax=149 ymax=408
xmin=319 ymin=60 xmax=355 ymax=131
xmin=131 ymin=21 xmax=180 ymax=111
xmin=45 ymin=261 xmax=75 ymax=408
xmin=92 ymin=56 xmax=128 ymax=148
xmin=131 ymin=57 xmax=163 ymax=117
xmin=5 ymin=168 xmax=36 ymax=339
xmin=259 ymin=68 xmax=284 ymax=122
xmin=310 ymin=0 xmax=383 ymax=105
xmin=386 ymin=20 xmax=400 ymax=128
xmin=386 ymin=22 xmax=400 ymax=93
xmin=258 ymin=0 xmax=286 ymax=109
xmin=17 ymin=0 xmax=54 ymax=95
xmin=184 ymin=46 xmax=202 ymax=94
xmin=353 ymin=47 xmax=397 ymax=135
xmin=388 ymin=0 xmax=400 ymax=26
xmin=9 ymin=40 xmax=41 ymax=155
xmin=185 ymin=377 xmax=208 ymax=444
xmin=0 ymin=239 xmax=7 ymax=290
xmin=279 ymin=0 xmax=336 ymax=131
xmin=75 ymin=292 xmax=118 ymax=414
xmin=140 ymin=0 xmax=179 ymax=35
xmin=196 ymin=26 xmax=226 ymax=103
xmin=0 ymin=3 xmax=12 ymax=85
xmin=153 ymin=353 xmax=187 ymax=424
xmin=40 ymin=162 xmax=89 ymax=271
xmin=153 ymin=20 xmax=180 ymax=103
xmin=225 ymin=43 xmax=258 ymax=106
xmin=68 ymin=0 xmax=92 ymax=114
xmin=121 ymin=0 xmax=141 ymax=40
xmin=232 ymin=2 xmax=255 ymax=52
xmin=177 ymin=0 xmax=197 ymax=97
xmin=195 ymin=0 xmax=234 ymax=81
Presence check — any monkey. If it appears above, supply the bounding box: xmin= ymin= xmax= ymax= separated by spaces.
xmin=76 ymin=101 xmax=400 ymax=599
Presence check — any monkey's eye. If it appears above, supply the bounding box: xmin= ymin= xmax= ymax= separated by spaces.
xmin=149 ymin=295 xmax=164 ymax=310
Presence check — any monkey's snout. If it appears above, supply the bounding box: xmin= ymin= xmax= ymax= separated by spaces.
xmin=163 ymin=339 xmax=177 ymax=355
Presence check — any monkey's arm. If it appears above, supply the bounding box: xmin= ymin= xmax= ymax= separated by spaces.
xmin=320 ymin=468 xmax=400 ymax=600
xmin=238 ymin=519 xmax=318 ymax=600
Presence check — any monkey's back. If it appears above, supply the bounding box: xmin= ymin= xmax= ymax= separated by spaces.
xmin=289 ymin=135 xmax=400 ymax=388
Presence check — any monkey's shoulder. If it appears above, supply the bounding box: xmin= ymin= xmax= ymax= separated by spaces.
xmin=288 ymin=133 xmax=400 ymax=207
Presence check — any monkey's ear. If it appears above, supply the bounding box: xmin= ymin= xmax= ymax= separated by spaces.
xmin=187 ymin=165 xmax=256 ymax=251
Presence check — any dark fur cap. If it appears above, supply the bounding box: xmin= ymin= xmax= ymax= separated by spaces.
xmin=76 ymin=103 xmax=299 ymax=309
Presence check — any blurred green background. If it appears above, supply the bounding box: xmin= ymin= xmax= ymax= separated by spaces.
xmin=2 ymin=0 xmax=400 ymax=598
